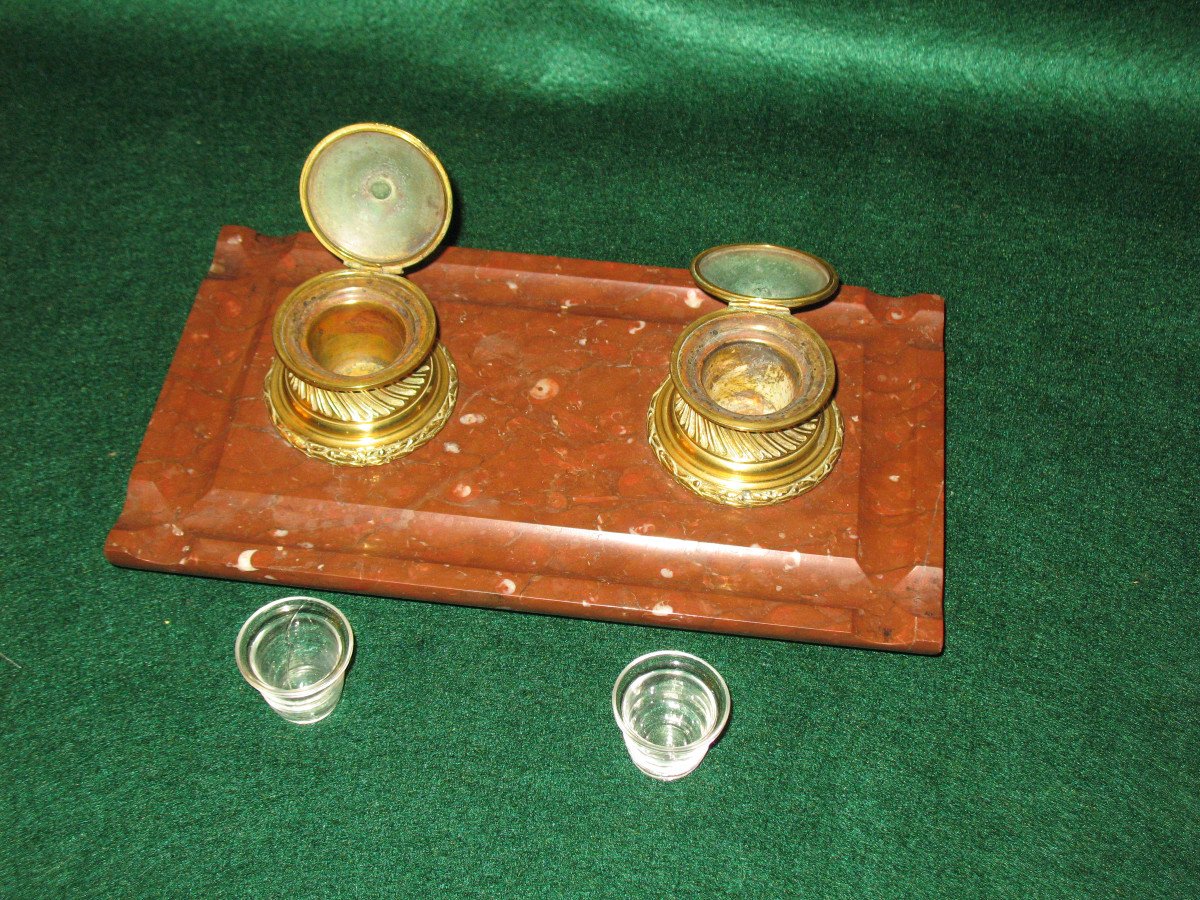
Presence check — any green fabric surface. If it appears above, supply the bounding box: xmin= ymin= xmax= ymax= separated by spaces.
xmin=2 ymin=1 xmax=1197 ymax=895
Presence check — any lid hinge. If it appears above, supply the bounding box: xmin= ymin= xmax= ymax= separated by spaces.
xmin=343 ymin=259 xmax=406 ymax=276
xmin=727 ymin=298 xmax=794 ymax=316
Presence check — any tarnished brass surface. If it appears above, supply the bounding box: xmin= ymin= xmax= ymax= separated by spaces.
xmin=649 ymin=244 xmax=843 ymax=507
xmin=265 ymin=123 xmax=458 ymax=464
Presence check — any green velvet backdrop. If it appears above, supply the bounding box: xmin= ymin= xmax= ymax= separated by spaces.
xmin=1 ymin=1 xmax=1196 ymax=896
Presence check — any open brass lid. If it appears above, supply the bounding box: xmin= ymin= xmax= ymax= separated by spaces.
xmin=300 ymin=123 xmax=452 ymax=272
xmin=690 ymin=244 xmax=838 ymax=311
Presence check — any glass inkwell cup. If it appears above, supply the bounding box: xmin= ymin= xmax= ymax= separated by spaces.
xmin=264 ymin=123 xmax=458 ymax=466
xmin=648 ymin=244 xmax=844 ymax=507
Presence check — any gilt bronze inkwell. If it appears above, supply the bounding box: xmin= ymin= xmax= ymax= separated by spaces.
xmin=648 ymin=244 xmax=844 ymax=507
xmin=265 ymin=123 xmax=457 ymax=466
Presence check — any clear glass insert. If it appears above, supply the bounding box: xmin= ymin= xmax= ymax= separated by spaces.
xmin=612 ymin=650 xmax=731 ymax=781
xmin=235 ymin=596 xmax=355 ymax=725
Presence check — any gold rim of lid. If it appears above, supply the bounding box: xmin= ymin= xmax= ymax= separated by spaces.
xmin=690 ymin=243 xmax=839 ymax=311
xmin=299 ymin=123 xmax=453 ymax=272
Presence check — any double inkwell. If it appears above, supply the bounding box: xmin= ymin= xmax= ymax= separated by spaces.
xmin=267 ymin=126 xmax=842 ymax=506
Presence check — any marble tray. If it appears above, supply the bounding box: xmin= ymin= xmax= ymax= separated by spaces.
xmin=106 ymin=227 xmax=945 ymax=653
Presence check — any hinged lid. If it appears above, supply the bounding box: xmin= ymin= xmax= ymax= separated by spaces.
xmin=299 ymin=123 xmax=452 ymax=272
xmin=690 ymin=244 xmax=839 ymax=313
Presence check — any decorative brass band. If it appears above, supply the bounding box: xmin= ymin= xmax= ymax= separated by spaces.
xmin=264 ymin=343 xmax=458 ymax=467
xmin=647 ymin=379 xmax=843 ymax=508
xmin=672 ymin=391 xmax=821 ymax=462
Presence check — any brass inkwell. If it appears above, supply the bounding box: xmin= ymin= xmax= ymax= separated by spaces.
xmin=648 ymin=244 xmax=844 ymax=507
xmin=265 ymin=123 xmax=458 ymax=466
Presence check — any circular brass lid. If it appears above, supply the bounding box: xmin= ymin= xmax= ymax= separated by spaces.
xmin=670 ymin=309 xmax=835 ymax=433
xmin=691 ymin=244 xmax=838 ymax=311
xmin=300 ymin=123 xmax=452 ymax=271
xmin=272 ymin=270 xmax=438 ymax=392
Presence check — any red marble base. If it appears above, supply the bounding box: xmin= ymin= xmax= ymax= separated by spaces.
xmin=105 ymin=227 xmax=945 ymax=653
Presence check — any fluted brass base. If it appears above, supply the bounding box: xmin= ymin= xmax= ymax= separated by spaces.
xmin=265 ymin=343 xmax=458 ymax=467
xmin=647 ymin=379 xmax=843 ymax=507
